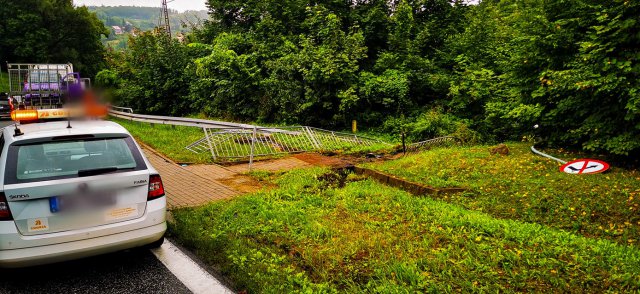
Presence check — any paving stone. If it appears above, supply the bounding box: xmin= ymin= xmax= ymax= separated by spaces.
xmin=142 ymin=147 xmax=239 ymax=209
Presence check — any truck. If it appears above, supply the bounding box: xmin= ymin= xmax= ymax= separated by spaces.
xmin=5 ymin=63 xmax=90 ymax=110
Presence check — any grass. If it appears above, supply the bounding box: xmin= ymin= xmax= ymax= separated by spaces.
xmin=362 ymin=143 xmax=640 ymax=245
xmin=170 ymin=167 xmax=640 ymax=293
xmin=0 ymin=71 xmax=9 ymax=93
xmin=110 ymin=116 xmax=213 ymax=164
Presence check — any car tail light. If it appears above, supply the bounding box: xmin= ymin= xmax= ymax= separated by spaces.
xmin=0 ymin=193 xmax=13 ymax=221
xmin=148 ymin=175 xmax=165 ymax=200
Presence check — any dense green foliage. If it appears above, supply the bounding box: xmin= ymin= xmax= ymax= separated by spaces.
xmin=102 ymin=0 xmax=639 ymax=156
xmin=364 ymin=143 xmax=640 ymax=245
xmin=0 ymin=71 xmax=9 ymax=93
xmin=0 ymin=0 xmax=108 ymax=77
xmin=100 ymin=34 xmax=198 ymax=116
xmin=171 ymin=167 xmax=640 ymax=292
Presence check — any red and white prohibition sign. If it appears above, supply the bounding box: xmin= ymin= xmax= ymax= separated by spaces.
xmin=560 ymin=159 xmax=609 ymax=174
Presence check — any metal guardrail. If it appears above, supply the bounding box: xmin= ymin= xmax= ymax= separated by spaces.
xmin=109 ymin=105 xmax=460 ymax=164
xmin=109 ymin=105 xmax=133 ymax=113
xmin=108 ymin=108 xmax=259 ymax=129
xmin=404 ymin=136 xmax=462 ymax=154
xmin=186 ymin=126 xmax=391 ymax=162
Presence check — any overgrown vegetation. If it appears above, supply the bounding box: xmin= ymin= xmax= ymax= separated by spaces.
xmin=363 ymin=143 xmax=640 ymax=245
xmin=0 ymin=71 xmax=8 ymax=93
xmin=99 ymin=0 xmax=640 ymax=157
xmin=170 ymin=167 xmax=640 ymax=293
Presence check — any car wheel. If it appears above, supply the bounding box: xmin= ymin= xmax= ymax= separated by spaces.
xmin=145 ymin=236 xmax=165 ymax=249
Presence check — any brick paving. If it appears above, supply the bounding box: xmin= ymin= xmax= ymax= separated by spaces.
xmin=182 ymin=164 xmax=238 ymax=180
xmin=141 ymin=143 xmax=353 ymax=209
xmin=142 ymin=146 xmax=239 ymax=209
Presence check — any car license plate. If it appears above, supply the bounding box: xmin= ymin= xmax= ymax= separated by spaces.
xmin=49 ymin=192 xmax=116 ymax=213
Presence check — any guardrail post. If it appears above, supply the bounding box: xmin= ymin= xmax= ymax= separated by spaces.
xmin=305 ymin=126 xmax=322 ymax=150
xmin=202 ymin=127 xmax=217 ymax=161
xmin=249 ymin=126 xmax=257 ymax=172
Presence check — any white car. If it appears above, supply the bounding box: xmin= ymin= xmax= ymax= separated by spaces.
xmin=0 ymin=119 xmax=166 ymax=268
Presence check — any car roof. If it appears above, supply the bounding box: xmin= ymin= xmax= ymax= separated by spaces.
xmin=2 ymin=120 xmax=131 ymax=144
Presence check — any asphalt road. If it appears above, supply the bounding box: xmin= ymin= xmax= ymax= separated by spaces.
xmin=0 ymin=248 xmax=191 ymax=294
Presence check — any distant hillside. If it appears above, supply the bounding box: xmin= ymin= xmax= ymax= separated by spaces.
xmin=89 ymin=6 xmax=208 ymax=49
xmin=90 ymin=6 xmax=208 ymax=32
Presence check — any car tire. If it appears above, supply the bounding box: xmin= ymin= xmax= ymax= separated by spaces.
xmin=145 ymin=236 xmax=165 ymax=249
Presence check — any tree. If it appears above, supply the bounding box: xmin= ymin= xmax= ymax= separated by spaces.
xmin=0 ymin=0 xmax=108 ymax=77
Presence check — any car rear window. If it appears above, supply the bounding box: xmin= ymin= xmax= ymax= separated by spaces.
xmin=5 ymin=136 xmax=147 ymax=184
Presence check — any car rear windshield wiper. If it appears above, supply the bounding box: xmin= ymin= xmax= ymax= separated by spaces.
xmin=78 ymin=167 xmax=134 ymax=177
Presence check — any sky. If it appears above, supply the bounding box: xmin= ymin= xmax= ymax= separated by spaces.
xmin=74 ymin=0 xmax=208 ymax=12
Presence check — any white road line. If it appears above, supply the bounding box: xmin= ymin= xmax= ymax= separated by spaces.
xmin=151 ymin=240 xmax=234 ymax=294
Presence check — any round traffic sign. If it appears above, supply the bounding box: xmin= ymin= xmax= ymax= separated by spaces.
xmin=560 ymin=159 xmax=609 ymax=174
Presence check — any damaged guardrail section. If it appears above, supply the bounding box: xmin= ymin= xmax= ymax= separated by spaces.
xmin=108 ymin=106 xmax=461 ymax=163
xmin=186 ymin=126 xmax=391 ymax=161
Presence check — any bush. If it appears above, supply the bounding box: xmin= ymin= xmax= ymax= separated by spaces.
xmin=383 ymin=109 xmax=480 ymax=143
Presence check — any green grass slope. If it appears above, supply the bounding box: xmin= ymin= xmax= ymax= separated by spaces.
xmin=363 ymin=143 xmax=640 ymax=244
xmin=170 ymin=168 xmax=640 ymax=293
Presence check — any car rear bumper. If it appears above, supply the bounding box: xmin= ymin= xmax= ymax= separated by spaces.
xmin=0 ymin=197 xmax=167 ymax=268
xmin=0 ymin=222 xmax=165 ymax=268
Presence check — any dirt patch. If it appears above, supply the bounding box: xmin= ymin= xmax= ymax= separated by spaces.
xmin=349 ymin=166 xmax=466 ymax=197
xmin=293 ymin=153 xmax=353 ymax=168
xmin=227 ymin=157 xmax=312 ymax=173
xmin=217 ymin=174 xmax=264 ymax=194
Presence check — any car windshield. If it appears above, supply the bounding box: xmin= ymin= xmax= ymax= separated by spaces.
xmin=6 ymin=137 xmax=146 ymax=183
xmin=28 ymin=70 xmax=60 ymax=83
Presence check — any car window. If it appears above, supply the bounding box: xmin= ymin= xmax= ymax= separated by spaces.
xmin=5 ymin=136 xmax=146 ymax=184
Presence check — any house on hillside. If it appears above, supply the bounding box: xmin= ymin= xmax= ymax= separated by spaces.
xmin=124 ymin=21 xmax=134 ymax=33
xmin=176 ymin=32 xmax=186 ymax=43
xmin=112 ymin=26 xmax=123 ymax=35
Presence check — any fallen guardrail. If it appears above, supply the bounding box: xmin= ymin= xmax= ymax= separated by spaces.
xmin=404 ymin=136 xmax=462 ymax=154
xmin=186 ymin=126 xmax=391 ymax=162
xmin=108 ymin=106 xmax=459 ymax=164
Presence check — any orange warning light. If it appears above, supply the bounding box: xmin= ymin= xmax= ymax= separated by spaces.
xmin=10 ymin=110 xmax=39 ymax=121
